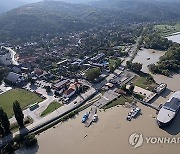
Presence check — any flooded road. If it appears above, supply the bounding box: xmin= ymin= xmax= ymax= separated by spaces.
xmin=133 ymin=48 xmax=165 ymax=73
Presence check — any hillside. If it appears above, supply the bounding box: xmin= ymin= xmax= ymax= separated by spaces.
xmin=0 ymin=0 xmax=26 ymax=14
xmin=90 ymin=0 xmax=180 ymax=21
xmin=0 ymin=0 xmax=180 ymax=41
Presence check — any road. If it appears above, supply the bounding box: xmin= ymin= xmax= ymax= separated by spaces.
xmin=121 ymin=37 xmax=140 ymax=66
xmin=2 ymin=46 xmax=19 ymax=66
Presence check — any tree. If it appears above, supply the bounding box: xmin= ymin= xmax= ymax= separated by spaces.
xmin=85 ymin=68 xmax=101 ymax=81
xmin=13 ymin=101 xmax=24 ymax=128
xmin=121 ymin=84 xmax=127 ymax=91
xmin=0 ymin=123 xmax=4 ymax=136
xmin=126 ymin=61 xmax=142 ymax=72
xmin=0 ymin=108 xmax=10 ymax=134
xmin=45 ymin=86 xmax=51 ymax=93
xmin=129 ymin=85 xmax=135 ymax=94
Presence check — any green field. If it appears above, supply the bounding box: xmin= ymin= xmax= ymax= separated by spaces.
xmin=154 ymin=23 xmax=180 ymax=36
xmin=133 ymin=76 xmax=157 ymax=91
xmin=0 ymin=88 xmax=43 ymax=117
xmin=41 ymin=101 xmax=63 ymax=117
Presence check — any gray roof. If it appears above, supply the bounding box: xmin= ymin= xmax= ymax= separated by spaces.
xmin=53 ymin=79 xmax=69 ymax=89
xmin=6 ymin=72 xmax=22 ymax=83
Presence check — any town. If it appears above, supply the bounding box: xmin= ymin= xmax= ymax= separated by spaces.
xmin=0 ymin=23 xmax=175 ymax=152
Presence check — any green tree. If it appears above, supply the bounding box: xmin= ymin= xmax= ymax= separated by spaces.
xmin=85 ymin=68 xmax=101 ymax=81
xmin=126 ymin=61 xmax=142 ymax=72
xmin=45 ymin=86 xmax=51 ymax=93
xmin=0 ymin=123 xmax=4 ymax=136
xmin=129 ymin=85 xmax=135 ymax=94
xmin=0 ymin=108 xmax=10 ymax=134
xmin=13 ymin=101 xmax=24 ymax=128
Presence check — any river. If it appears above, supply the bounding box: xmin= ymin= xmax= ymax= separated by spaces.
xmin=167 ymin=33 xmax=180 ymax=44
xmin=133 ymin=47 xmax=180 ymax=91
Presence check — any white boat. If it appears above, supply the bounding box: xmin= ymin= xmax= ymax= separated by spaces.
xmin=131 ymin=107 xmax=141 ymax=118
xmin=92 ymin=114 xmax=98 ymax=122
xmin=157 ymin=91 xmax=180 ymax=127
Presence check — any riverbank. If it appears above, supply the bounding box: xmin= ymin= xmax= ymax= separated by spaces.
xmin=16 ymin=102 xmax=180 ymax=154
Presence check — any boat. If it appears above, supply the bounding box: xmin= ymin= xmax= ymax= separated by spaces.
xmin=126 ymin=107 xmax=141 ymax=121
xmin=92 ymin=114 xmax=98 ymax=122
xmin=147 ymin=57 xmax=150 ymax=60
xmin=157 ymin=91 xmax=180 ymax=127
xmin=81 ymin=112 xmax=89 ymax=123
xmin=131 ymin=107 xmax=141 ymax=118
xmin=154 ymin=83 xmax=167 ymax=94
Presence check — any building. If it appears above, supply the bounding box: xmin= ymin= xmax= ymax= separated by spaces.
xmin=157 ymin=91 xmax=180 ymax=127
xmin=52 ymin=79 xmax=70 ymax=90
xmin=6 ymin=72 xmax=25 ymax=85
xmin=0 ymin=52 xmax=12 ymax=66
xmin=91 ymin=53 xmax=105 ymax=63
xmin=63 ymin=82 xmax=81 ymax=98
xmin=63 ymin=88 xmax=76 ymax=98
xmin=12 ymin=66 xmax=22 ymax=74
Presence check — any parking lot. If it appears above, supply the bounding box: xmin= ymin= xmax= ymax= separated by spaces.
xmin=0 ymin=82 xmax=12 ymax=94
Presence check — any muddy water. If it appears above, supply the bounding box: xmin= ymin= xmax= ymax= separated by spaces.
xmin=133 ymin=48 xmax=180 ymax=92
xmin=16 ymin=103 xmax=180 ymax=154
xmin=133 ymin=48 xmax=165 ymax=73
xmin=167 ymin=34 xmax=180 ymax=44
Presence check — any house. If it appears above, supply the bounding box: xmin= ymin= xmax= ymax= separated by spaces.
xmin=6 ymin=72 xmax=25 ymax=85
xmin=63 ymin=88 xmax=76 ymax=98
xmin=34 ymin=68 xmax=44 ymax=77
xmin=12 ymin=66 xmax=22 ymax=74
xmin=52 ymin=79 xmax=70 ymax=90
xmin=63 ymin=82 xmax=81 ymax=98
xmin=0 ymin=52 xmax=12 ymax=66
xmin=91 ymin=53 xmax=105 ymax=63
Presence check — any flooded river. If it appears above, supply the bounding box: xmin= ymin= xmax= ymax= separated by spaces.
xmin=133 ymin=48 xmax=180 ymax=91
xmin=133 ymin=48 xmax=165 ymax=73
xmin=167 ymin=34 xmax=180 ymax=44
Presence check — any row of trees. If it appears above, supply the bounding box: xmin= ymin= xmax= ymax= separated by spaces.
xmin=143 ymin=33 xmax=172 ymax=50
xmin=126 ymin=61 xmax=142 ymax=73
xmin=0 ymin=101 xmax=24 ymax=136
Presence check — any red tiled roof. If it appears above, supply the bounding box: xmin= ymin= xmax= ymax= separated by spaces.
xmin=64 ymin=88 xmax=75 ymax=95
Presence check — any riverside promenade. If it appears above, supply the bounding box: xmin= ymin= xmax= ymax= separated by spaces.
xmin=0 ymin=88 xmax=97 ymax=148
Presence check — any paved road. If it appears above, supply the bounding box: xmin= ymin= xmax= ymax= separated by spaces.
xmin=122 ymin=37 xmax=140 ymax=66
xmin=2 ymin=46 xmax=19 ymax=65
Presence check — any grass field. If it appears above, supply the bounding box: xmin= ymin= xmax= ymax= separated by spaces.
xmin=154 ymin=23 xmax=180 ymax=36
xmin=41 ymin=101 xmax=63 ymax=117
xmin=0 ymin=88 xmax=43 ymax=117
xmin=133 ymin=76 xmax=157 ymax=91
